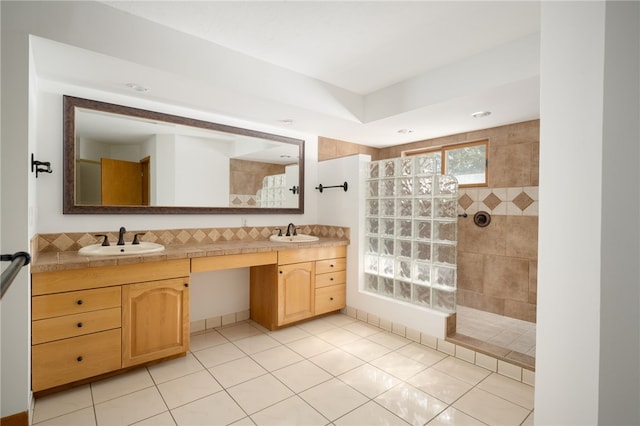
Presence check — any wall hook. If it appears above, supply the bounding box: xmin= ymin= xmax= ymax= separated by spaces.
xmin=31 ymin=154 xmax=52 ymax=178
xmin=315 ymin=182 xmax=348 ymax=193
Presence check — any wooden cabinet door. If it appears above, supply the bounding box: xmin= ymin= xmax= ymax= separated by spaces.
xmin=122 ymin=277 xmax=189 ymax=367
xmin=277 ymin=262 xmax=314 ymax=325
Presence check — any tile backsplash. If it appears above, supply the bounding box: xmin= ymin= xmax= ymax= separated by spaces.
xmin=35 ymin=225 xmax=350 ymax=254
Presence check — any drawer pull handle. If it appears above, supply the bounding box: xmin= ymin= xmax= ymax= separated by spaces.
xmin=77 ymin=322 xmax=83 ymax=328
xmin=77 ymin=356 xmax=83 ymax=362
xmin=77 ymin=300 xmax=83 ymax=305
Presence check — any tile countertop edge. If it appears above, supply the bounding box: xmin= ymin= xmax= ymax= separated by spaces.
xmin=30 ymin=238 xmax=350 ymax=273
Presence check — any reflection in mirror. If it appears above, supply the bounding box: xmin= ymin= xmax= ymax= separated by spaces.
xmin=64 ymin=96 xmax=304 ymax=214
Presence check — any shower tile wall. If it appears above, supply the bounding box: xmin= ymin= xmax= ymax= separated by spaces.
xmin=320 ymin=120 xmax=539 ymax=323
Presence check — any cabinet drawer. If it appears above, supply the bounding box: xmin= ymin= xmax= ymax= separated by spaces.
xmin=315 ymin=270 xmax=346 ymax=288
xmin=32 ymin=329 xmax=121 ymax=392
xmin=278 ymin=246 xmax=347 ymax=265
xmin=315 ymin=284 xmax=346 ymax=315
xmin=32 ymin=287 xmax=121 ymax=320
xmin=32 ymin=307 xmax=121 ymax=345
xmin=315 ymin=258 xmax=346 ymax=275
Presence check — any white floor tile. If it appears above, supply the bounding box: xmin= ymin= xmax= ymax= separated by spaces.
xmin=94 ymin=386 xmax=167 ymax=426
xmin=147 ymin=352 xmax=205 ymax=384
xmin=341 ymin=321 xmax=382 ymax=337
xmin=310 ymin=348 xmax=365 ymax=376
xmin=91 ymin=367 xmax=155 ymax=404
xmin=316 ymin=328 xmax=361 ymax=346
xmin=208 ymin=356 xmax=268 ymax=387
xmin=476 ymin=373 xmax=535 ymax=410
xmin=322 ymin=313 xmax=357 ymax=327
xmin=227 ymin=374 xmax=294 ymax=414
xmin=272 ymin=360 xmax=333 ymax=393
xmin=338 ymin=364 xmax=401 ymax=398
xmin=251 ymin=344 xmax=305 ymax=371
xmin=396 ymin=342 xmax=447 ymax=366
xmin=374 ymin=383 xmax=448 ymax=426
xmin=407 ymin=368 xmax=473 ymax=404
xmin=452 ymin=388 xmax=531 ymax=426
xmin=427 ymin=407 xmax=487 ymax=425
xmin=299 ymin=378 xmax=368 ymax=421
xmin=369 ymin=352 xmax=428 ymax=380
xmin=33 ymin=385 xmax=93 ymax=424
xmin=233 ymin=333 xmax=281 ymax=355
xmin=286 ymin=336 xmax=335 ymax=358
xmin=251 ymin=395 xmax=329 ymax=426
xmin=188 ymin=329 xmax=228 ymax=352
xmin=366 ymin=331 xmax=411 ymax=350
xmin=171 ymin=391 xmax=245 ymax=426
xmin=132 ymin=411 xmax=176 ymax=425
xmin=340 ymin=338 xmax=392 ymax=362
xmin=157 ymin=370 xmax=222 ymax=409
xmin=267 ymin=326 xmax=311 ymax=344
xmin=334 ymin=400 xmax=409 ymax=426
xmin=32 ymin=406 xmax=96 ymax=426
xmin=193 ymin=342 xmax=246 ymax=367
xmin=217 ymin=322 xmax=263 ymax=341
xmin=432 ymin=357 xmax=491 ymax=385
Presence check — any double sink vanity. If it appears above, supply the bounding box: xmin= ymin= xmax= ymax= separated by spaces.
xmin=30 ymin=227 xmax=348 ymax=393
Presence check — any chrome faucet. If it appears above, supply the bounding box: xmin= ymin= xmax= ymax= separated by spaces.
xmin=285 ymin=223 xmax=297 ymax=237
xmin=117 ymin=226 xmax=126 ymax=245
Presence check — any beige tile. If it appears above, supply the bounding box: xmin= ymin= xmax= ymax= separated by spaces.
xmin=339 ymin=364 xmax=401 ymax=398
xmin=407 ymin=368 xmax=473 ymax=404
xmin=94 ymin=387 xmax=167 ymax=426
xmin=316 ymin=327 xmax=361 ymax=347
xmin=370 ymin=352 xmax=428 ymax=380
xmin=33 ymin=385 xmax=93 ymax=424
xmin=32 ymin=406 xmax=96 ymax=426
xmin=437 ymin=339 xmax=455 ymax=355
xmin=286 ymin=336 xmax=335 ymax=358
xmin=267 ymin=325 xmax=310 ymax=344
xmin=147 ymin=352 xmax=204 ymax=384
xmin=227 ymin=374 xmax=294 ymax=414
xmin=251 ymin=395 xmax=329 ymax=426
xmin=217 ymin=322 xmax=262 ymax=341
xmin=457 ymin=252 xmax=484 ymax=293
xmin=310 ymin=348 xmax=365 ymax=376
xmin=193 ymin=342 xmax=245 ymax=367
xmin=272 ymin=360 xmax=332 ymax=393
xmin=299 ymin=378 xmax=368 ymax=421
xmin=506 ymin=216 xmax=538 ymax=259
xmin=478 ymin=373 xmax=534 ymax=409
xmin=91 ymin=368 xmax=155 ymax=404
xmin=208 ymin=356 xmax=267 ymax=388
xmin=342 ymin=320 xmax=380 ymax=337
xmin=428 ymin=406 xmax=486 ymax=425
xmin=132 ymin=411 xmax=176 ymax=425
xmin=367 ymin=331 xmax=410 ymax=350
xmin=157 ymin=370 xmax=222 ymax=409
xmin=250 ymin=344 xmax=304 ymax=372
xmin=498 ymin=359 xmax=523 ymax=381
xmin=375 ymin=383 xmax=448 ymax=426
xmin=341 ymin=338 xmax=393 ymax=361
xmin=455 ymin=345 xmax=476 ymax=364
xmin=458 ymin=215 xmax=507 ymax=256
xmin=483 ymin=255 xmax=530 ymax=302
xmin=432 ymin=357 xmax=491 ymax=385
xmin=233 ymin=333 xmax=281 ymax=355
xmin=396 ymin=342 xmax=447 ymax=367
xmin=475 ymin=352 xmax=498 ymax=372
xmin=171 ymin=391 xmax=245 ymax=426
xmin=453 ymin=388 xmax=530 ymax=426
xmin=189 ymin=329 xmax=228 ymax=352
xmin=334 ymin=401 xmax=408 ymax=426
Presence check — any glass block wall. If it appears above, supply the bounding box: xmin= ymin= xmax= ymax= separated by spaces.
xmin=363 ymin=156 xmax=459 ymax=314
xmin=256 ymin=174 xmax=286 ymax=207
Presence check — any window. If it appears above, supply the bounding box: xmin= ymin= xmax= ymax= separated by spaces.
xmin=405 ymin=140 xmax=488 ymax=187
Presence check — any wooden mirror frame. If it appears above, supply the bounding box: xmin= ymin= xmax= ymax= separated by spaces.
xmin=63 ymin=96 xmax=305 ymax=214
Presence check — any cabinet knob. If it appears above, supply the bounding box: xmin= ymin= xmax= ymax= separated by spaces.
xmin=77 ymin=356 xmax=83 ymax=362
xmin=77 ymin=322 xmax=83 ymax=328
xmin=184 ymin=283 xmax=189 ymax=288
xmin=76 ymin=300 xmax=83 ymax=305
xmin=330 ymin=277 xmax=334 ymax=281
xmin=330 ymin=297 xmax=334 ymax=301
xmin=330 ymin=264 xmax=334 ymax=268
xmin=279 ymin=270 xmax=283 ymax=274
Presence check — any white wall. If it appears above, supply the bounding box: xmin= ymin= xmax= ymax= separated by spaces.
xmin=317 ymin=155 xmax=448 ymax=338
xmin=536 ymin=2 xmax=640 ymax=424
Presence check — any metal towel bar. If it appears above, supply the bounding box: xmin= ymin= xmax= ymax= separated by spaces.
xmin=1 ymin=251 xmax=31 ymax=299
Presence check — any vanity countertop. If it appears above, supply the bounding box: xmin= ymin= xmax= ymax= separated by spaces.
xmin=31 ymin=237 xmax=349 ymax=273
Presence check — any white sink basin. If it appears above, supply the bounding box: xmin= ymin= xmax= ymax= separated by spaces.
xmin=79 ymin=242 xmax=165 ymax=256
xmin=270 ymin=234 xmax=319 ymax=243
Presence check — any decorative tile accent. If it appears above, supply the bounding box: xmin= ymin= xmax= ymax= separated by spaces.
xmin=513 ymin=192 xmax=534 ymax=211
xmin=458 ymin=194 xmax=473 ymax=210
xmin=35 ymin=225 xmax=350 ymax=253
xmin=458 ymin=186 xmax=539 ymax=217
xmin=482 ymin=193 xmax=502 ymax=210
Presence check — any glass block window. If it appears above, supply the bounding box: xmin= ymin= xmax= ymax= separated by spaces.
xmin=364 ymin=156 xmax=458 ymax=314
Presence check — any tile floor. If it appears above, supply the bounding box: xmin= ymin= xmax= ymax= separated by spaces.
xmin=32 ymin=313 xmax=534 ymax=426
xmin=454 ymin=306 xmax=537 ymax=358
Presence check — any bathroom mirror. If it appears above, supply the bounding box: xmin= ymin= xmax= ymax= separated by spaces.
xmin=63 ymin=96 xmax=304 ymax=214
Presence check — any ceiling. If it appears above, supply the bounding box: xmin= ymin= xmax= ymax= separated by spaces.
xmin=35 ymin=1 xmax=541 ymax=148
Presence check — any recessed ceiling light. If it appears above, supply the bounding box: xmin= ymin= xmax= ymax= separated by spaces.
xmin=471 ymin=111 xmax=491 ymax=118
xmin=278 ymin=119 xmax=294 ymax=126
xmin=125 ymin=83 xmax=149 ymax=92
xmin=397 ymin=129 xmax=413 ymax=134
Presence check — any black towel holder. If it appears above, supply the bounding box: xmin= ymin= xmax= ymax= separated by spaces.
xmin=315 ymin=182 xmax=348 ymax=193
